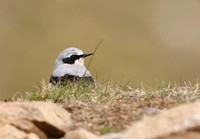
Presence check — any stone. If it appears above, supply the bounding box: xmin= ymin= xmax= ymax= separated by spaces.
xmin=0 ymin=124 xmax=39 ymax=139
xmin=102 ymin=133 xmax=122 ymax=139
xmin=8 ymin=119 xmax=47 ymax=139
xmin=122 ymin=101 xmax=200 ymax=139
xmin=64 ymin=129 xmax=102 ymax=139
xmin=0 ymin=102 xmax=73 ymax=138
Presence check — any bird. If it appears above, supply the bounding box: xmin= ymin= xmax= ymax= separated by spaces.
xmin=49 ymin=47 xmax=94 ymax=86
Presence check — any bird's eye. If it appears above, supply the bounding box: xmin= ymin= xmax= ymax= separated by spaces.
xmin=70 ymin=55 xmax=76 ymax=59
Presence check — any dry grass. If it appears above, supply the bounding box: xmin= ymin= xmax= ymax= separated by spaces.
xmin=11 ymin=80 xmax=200 ymax=135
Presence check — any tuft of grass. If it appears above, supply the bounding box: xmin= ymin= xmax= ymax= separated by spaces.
xmin=26 ymin=80 xmax=95 ymax=103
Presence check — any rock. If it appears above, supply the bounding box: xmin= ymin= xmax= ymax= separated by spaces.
xmin=0 ymin=124 xmax=39 ymax=139
xmin=3 ymin=101 xmax=200 ymax=139
xmin=8 ymin=119 xmax=47 ymax=139
xmin=122 ymin=101 xmax=200 ymax=139
xmin=0 ymin=102 xmax=73 ymax=138
xmin=64 ymin=129 xmax=102 ymax=139
xmin=102 ymin=133 xmax=122 ymax=139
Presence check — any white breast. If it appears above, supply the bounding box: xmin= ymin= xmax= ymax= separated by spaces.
xmin=52 ymin=64 xmax=92 ymax=77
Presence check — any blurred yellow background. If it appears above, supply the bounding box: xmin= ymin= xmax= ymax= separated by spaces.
xmin=1 ymin=0 xmax=200 ymax=98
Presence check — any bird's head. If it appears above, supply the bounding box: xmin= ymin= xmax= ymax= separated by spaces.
xmin=55 ymin=47 xmax=93 ymax=67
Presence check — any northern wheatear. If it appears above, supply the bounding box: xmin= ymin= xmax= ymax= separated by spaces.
xmin=50 ymin=47 xmax=94 ymax=86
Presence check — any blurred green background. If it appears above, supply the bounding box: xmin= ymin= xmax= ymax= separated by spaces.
xmin=1 ymin=0 xmax=200 ymax=98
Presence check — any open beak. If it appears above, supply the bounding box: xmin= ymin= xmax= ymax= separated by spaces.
xmin=82 ymin=53 xmax=93 ymax=58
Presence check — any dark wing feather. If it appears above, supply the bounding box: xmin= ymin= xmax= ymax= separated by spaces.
xmin=50 ymin=74 xmax=94 ymax=85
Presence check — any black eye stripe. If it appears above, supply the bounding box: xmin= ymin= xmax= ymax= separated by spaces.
xmin=62 ymin=57 xmax=74 ymax=64
xmin=62 ymin=54 xmax=83 ymax=64
xmin=71 ymin=55 xmax=83 ymax=59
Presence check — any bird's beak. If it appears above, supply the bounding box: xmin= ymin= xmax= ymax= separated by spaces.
xmin=82 ymin=53 xmax=93 ymax=58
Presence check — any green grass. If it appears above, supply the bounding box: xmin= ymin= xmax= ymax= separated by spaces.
xmin=10 ymin=80 xmax=200 ymax=135
xmin=98 ymin=124 xmax=123 ymax=134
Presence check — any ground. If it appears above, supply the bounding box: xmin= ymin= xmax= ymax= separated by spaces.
xmin=10 ymin=80 xmax=200 ymax=135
